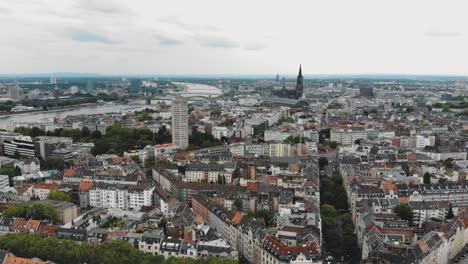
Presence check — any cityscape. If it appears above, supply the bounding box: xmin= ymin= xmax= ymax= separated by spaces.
xmin=0 ymin=1 xmax=468 ymax=264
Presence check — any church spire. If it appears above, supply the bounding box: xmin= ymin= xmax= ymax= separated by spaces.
xmin=298 ymin=64 xmax=302 ymax=77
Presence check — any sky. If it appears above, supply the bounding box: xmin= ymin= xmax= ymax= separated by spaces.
xmin=0 ymin=0 xmax=467 ymax=76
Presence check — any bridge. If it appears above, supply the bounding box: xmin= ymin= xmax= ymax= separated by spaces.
xmin=143 ymin=93 xmax=223 ymax=104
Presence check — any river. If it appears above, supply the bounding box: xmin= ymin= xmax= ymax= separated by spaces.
xmin=0 ymin=83 xmax=222 ymax=125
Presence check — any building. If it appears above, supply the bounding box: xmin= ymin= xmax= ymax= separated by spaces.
xmin=89 ymin=182 xmax=155 ymax=210
xmin=185 ymin=164 xmax=230 ymax=183
xmin=410 ymin=201 xmax=450 ymax=227
xmin=8 ymin=83 xmax=22 ymax=100
xmin=3 ymin=136 xmax=36 ymax=158
xmin=35 ymin=136 xmax=73 ymax=159
xmin=50 ymin=75 xmax=57 ymax=84
xmin=123 ymin=146 xmax=154 ymax=166
xmin=272 ymin=65 xmax=304 ymax=99
xmin=0 ymin=175 xmax=9 ymax=191
xmin=269 ymin=143 xmax=292 ymax=157
xmin=330 ymin=129 xmax=367 ymax=146
xmin=25 ymin=183 xmax=61 ymax=200
xmin=86 ymin=80 xmax=94 ymax=94
xmin=171 ymin=96 xmax=189 ymax=148
xmin=264 ymin=130 xmax=291 ymax=142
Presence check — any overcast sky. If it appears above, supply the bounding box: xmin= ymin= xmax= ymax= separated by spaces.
xmin=0 ymin=0 xmax=467 ymax=76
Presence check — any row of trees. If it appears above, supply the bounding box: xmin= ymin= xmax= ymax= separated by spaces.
xmin=185 ymin=131 xmax=223 ymax=151
xmin=0 ymin=233 xmax=237 ymax=264
xmin=320 ymin=173 xmax=360 ymax=262
xmin=2 ymin=204 xmax=59 ymax=223
xmin=15 ymin=125 xmax=173 ymax=156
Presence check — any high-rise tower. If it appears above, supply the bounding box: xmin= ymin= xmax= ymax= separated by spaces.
xmin=172 ymin=96 xmax=189 ymax=149
xmin=296 ymin=64 xmax=304 ymax=99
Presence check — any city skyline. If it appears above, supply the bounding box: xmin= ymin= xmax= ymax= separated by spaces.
xmin=1 ymin=0 xmax=467 ymax=76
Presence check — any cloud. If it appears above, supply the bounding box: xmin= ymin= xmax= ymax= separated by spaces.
xmin=76 ymin=0 xmax=130 ymax=15
xmin=425 ymin=30 xmax=461 ymax=38
xmin=65 ymin=29 xmax=116 ymax=44
xmin=0 ymin=7 xmax=13 ymax=14
xmin=159 ymin=16 xmax=219 ymax=32
xmin=194 ymin=34 xmax=239 ymax=48
xmin=244 ymin=42 xmax=267 ymax=51
xmin=155 ymin=34 xmax=181 ymax=46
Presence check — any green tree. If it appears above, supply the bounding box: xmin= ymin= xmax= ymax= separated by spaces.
xmin=12 ymin=150 xmax=21 ymax=159
xmin=210 ymin=109 xmax=221 ymax=116
xmin=328 ymin=141 xmax=338 ymax=149
xmin=144 ymin=156 xmax=155 ymax=169
xmin=81 ymin=127 xmax=91 ymax=138
xmin=2 ymin=205 xmax=30 ymax=218
xmin=131 ymin=155 xmax=141 ymax=165
xmin=232 ymin=198 xmax=243 ymax=211
xmin=319 ymin=157 xmax=329 ymax=170
xmin=91 ymin=130 xmax=102 ymax=139
xmin=423 ymin=172 xmax=431 ymax=184
xmin=47 ymin=190 xmax=71 ymax=202
xmin=30 ymin=203 xmax=59 ymax=223
xmin=394 ymin=204 xmax=413 ymax=225
xmin=446 ymin=204 xmax=454 ymax=219
xmin=42 ymin=157 xmax=65 ymax=170
xmin=321 ymin=204 xmax=337 ymax=224
xmin=13 ymin=166 xmax=22 ymax=176
xmin=101 ymin=217 xmax=125 ymax=228
xmin=443 ymin=158 xmax=454 ymax=168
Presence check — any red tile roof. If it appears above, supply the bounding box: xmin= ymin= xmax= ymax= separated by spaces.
xmin=79 ymin=181 xmax=93 ymax=192
xmin=264 ymin=236 xmax=320 ymax=256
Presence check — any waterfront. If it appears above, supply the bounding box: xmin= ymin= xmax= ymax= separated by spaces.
xmin=0 ymin=101 xmax=154 ymax=124
xmin=0 ymin=83 xmax=222 ymax=125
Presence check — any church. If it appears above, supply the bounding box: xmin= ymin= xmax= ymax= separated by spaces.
xmin=272 ymin=65 xmax=304 ymax=100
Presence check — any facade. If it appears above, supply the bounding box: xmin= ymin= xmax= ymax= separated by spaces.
xmin=264 ymin=130 xmax=291 ymax=142
xmin=3 ymin=136 xmax=36 ymax=158
xmin=185 ymin=164 xmax=227 ymax=183
xmin=0 ymin=174 xmax=9 ymax=190
xmin=89 ymin=183 xmax=155 ymax=209
xmin=172 ymin=96 xmax=189 ymax=148
xmin=330 ymin=129 xmax=367 ymax=146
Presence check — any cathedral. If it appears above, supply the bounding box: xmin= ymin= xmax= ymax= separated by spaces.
xmin=272 ymin=65 xmax=304 ymax=100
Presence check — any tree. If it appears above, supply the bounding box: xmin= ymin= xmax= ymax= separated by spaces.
xmin=101 ymin=217 xmax=125 ymax=228
xmin=394 ymin=204 xmax=413 ymax=225
xmin=439 ymin=178 xmax=448 ymax=184
xmin=232 ymin=198 xmax=243 ymax=211
xmin=81 ymin=127 xmax=91 ymax=138
xmin=42 ymin=157 xmax=65 ymax=170
xmin=443 ymin=158 xmax=454 ymax=169
xmin=144 ymin=156 xmax=155 ymax=169
xmin=12 ymin=150 xmax=21 ymax=159
xmin=2 ymin=205 xmax=30 ymax=218
xmin=321 ymin=204 xmax=337 ymax=224
xmin=13 ymin=166 xmax=22 ymax=176
xmin=319 ymin=157 xmax=329 ymax=170
xmin=30 ymin=203 xmax=59 ymax=223
xmin=131 ymin=155 xmax=141 ymax=165
xmin=423 ymin=172 xmax=431 ymax=184
xmin=47 ymin=190 xmax=71 ymax=202
xmin=210 ymin=109 xmax=221 ymax=116
xmin=91 ymin=130 xmax=102 ymax=139
xmin=402 ymin=163 xmax=410 ymax=176
xmin=446 ymin=204 xmax=454 ymax=219
xmin=31 ymin=127 xmax=45 ymax=138
xmin=328 ymin=141 xmax=338 ymax=149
